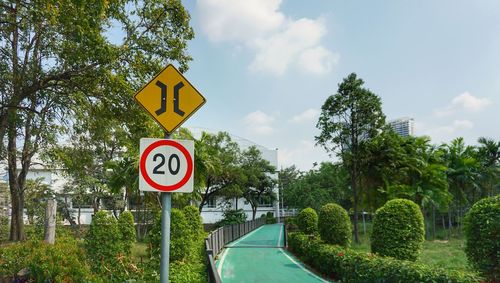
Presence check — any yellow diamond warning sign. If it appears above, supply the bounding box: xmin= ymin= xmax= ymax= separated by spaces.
xmin=134 ymin=64 xmax=206 ymax=134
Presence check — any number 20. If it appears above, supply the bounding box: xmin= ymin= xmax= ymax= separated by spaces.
xmin=152 ymin=153 xmax=180 ymax=175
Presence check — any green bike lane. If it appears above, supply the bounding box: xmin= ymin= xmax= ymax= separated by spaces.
xmin=216 ymin=223 xmax=329 ymax=283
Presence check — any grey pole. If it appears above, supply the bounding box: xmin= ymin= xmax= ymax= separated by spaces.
xmin=160 ymin=192 xmax=172 ymax=283
xmin=160 ymin=133 xmax=171 ymax=283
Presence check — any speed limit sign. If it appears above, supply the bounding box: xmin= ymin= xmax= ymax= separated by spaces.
xmin=139 ymin=138 xmax=194 ymax=193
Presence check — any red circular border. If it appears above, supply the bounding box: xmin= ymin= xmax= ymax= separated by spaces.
xmin=140 ymin=140 xmax=193 ymax=192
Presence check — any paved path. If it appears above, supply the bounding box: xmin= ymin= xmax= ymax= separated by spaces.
xmin=216 ymin=223 xmax=329 ymax=283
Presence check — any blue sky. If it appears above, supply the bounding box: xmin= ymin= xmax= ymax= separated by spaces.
xmin=176 ymin=0 xmax=500 ymax=170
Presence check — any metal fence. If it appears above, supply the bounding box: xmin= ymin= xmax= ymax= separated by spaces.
xmin=205 ymin=217 xmax=267 ymax=283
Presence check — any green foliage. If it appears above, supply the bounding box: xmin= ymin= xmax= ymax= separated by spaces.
xmin=0 ymin=237 xmax=93 ymax=282
xmin=318 ymin=203 xmax=351 ymax=247
xmin=240 ymin=146 xmax=277 ymax=219
xmin=118 ymin=210 xmax=136 ymax=256
xmin=288 ymin=232 xmax=481 ymax=283
xmin=464 ymin=195 xmax=500 ymax=281
xmin=145 ymin=208 xmax=207 ymax=282
xmin=148 ymin=208 xmax=192 ymax=263
xmin=371 ymin=199 xmax=425 ymax=261
xmin=216 ymin=209 xmax=247 ymax=227
xmin=183 ymin=205 xmax=204 ymax=242
xmin=282 ymin=163 xmax=350 ymax=211
xmin=296 ymin=207 xmax=318 ymax=234
xmin=265 ymin=211 xmax=277 ymax=224
xmin=84 ymin=210 xmax=136 ymax=280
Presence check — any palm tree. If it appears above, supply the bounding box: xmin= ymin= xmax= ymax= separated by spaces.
xmin=476 ymin=137 xmax=500 ymax=198
xmin=442 ymin=137 xmax=480 ymax=231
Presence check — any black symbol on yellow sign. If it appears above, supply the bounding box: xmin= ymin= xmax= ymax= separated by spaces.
xmin=154 ymin=81 xmax=185 ymax=117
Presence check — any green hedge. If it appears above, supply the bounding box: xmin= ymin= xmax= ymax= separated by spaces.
xmin=288 ymin=232 xmax=481 ymax=283
xmin=296 ymin=207 xmax=318 ymax=235
xmin=464 ymin=195 xmax=500 ymax=281
xmin=318 ymin=203 xmax=351 ymax=247
xmin=371 ymin=198 xmax=424 ymax=261
xmin=118 ymin=210 xmax=136 ymax=256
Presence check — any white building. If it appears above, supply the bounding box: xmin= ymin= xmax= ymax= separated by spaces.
xmin=388 ymin=117 xmax=414 ymax=137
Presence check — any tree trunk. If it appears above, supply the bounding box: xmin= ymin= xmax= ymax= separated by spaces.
xmin=351 ymin=169 xmax=360 ymax=244
xmin=44 ymin=199 xmax=57 ymax=244
xmin=432 ymin=205 xmax=436 ymax=240
xmin=252 ymin=205 xmax=257 ymax=220
xmin=8 ymin=111 xmax=26 ymax=241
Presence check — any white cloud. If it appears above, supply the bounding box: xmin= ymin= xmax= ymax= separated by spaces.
xmin=244 ymin=110 xmax=275 ymax=135
xmin=430 ymin=119 xmax=474 ymax=135
xmin=297 ymin=46 xmax=339 ymax=75
xmin=290 ymin=108 xmax=320 ymax=123
xmin=278 ymin=140 xmax=330 ymax=170
xmin=197 ymin=0 xmax=338 ymax=75
xmin=434 ymin=92 xmax=491 ymax=117
xmin=197 ymin=0 xmax=284 ymax=43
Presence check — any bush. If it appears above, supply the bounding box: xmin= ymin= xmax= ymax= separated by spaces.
xmin=371 ymin=198 xmax=424 ymax=261
xmin=296 ymin=207 xmax=318 ymax=234
xmin=149 ymin=208 xmax=192 ymax=263
xmin=266 ymin=211 xmax=276 ymax=224
xmin=0 ymin=236 xmax=94 ymax=282
xmin=464 ymin=195 xmax=500 ymax=281
xmin=183 ymin=205 xmax=204 ymax=242
xmin=84 ymin=210 xmax=136 ymax=281
xmin=288 ymin=232 xmax=481 ymax=283
xmin=145 ymin=208 xmax=207 ymax=282
xmin=215 ymin=209 xmax=247 ymax=227
xmin=318 ymin=203 xmax=351 ymax=247
xmin=118 ymin=210 xmax=136 ymax=256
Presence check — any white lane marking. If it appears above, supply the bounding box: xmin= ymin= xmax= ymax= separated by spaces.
xmin=279 ymin=248 xmax=329 ymax=282
xmin=226 ymin=225 xmax=266 ymax=247
xmin=217 ymin=248 xmax=229 ymax=276
xmin=277 ymin=224 xmax=283 ymax=247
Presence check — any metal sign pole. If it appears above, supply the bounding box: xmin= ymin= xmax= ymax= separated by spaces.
xmin=160 ymin=133 xmax=171 ymax=283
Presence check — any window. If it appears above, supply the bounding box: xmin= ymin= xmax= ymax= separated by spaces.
xmin=258 ymin=196 xmax=273 ymax=207
xmin=205 ymin=196 xmax=216 ymax=208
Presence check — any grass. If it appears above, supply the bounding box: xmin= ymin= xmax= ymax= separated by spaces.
xmin=350 ymin=225 xmax=471 ymax=272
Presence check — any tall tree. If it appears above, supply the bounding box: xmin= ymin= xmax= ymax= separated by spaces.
xmin=240 ymin=146 xmax=276 ymax=220
xmin=1 ymin=0 xmax=194 ymax=241
xmin=316 ymin=73 xmax=385 ymax=243
xmin=195 ymin=131 xmax=243 ymax=212
xmin=476 ymin=137 xmax=499 ymax=198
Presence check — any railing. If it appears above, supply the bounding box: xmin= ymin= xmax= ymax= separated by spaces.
xmin=205 ymin=217 xmax=267 ymax=283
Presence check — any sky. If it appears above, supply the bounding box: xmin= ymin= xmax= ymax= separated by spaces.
xmin=175 ymin=0 xmax=500 ymax=171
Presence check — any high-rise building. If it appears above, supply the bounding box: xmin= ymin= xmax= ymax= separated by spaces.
xmin=389 ymin=117 xmax=414 ymax=137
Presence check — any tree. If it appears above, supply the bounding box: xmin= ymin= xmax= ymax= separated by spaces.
xmin=283 ymin=162 xmax=349 ymax=211
xmin=476 ymin=137 xmax=499 ymax=198
xmin=316 ymin=73 xmax=385 ymax=243
xmin=1 ymin=0 xmax=194 ymax=241
xmin=240 ymin=146 xmax=276 ymax=220
xmin=195 ymin=131 xmax=243 ymax=212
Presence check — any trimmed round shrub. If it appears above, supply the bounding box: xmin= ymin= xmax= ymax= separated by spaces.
xmin=118 ymin=210 xmax=136 ymax=255
xmin=464 ymin=195 xmax=500 ymax=281
xmin=318 ymin=203 xmax=351 ymax=247
xmin=371 ymin=198 xmax=424 ymax=261
xmin=296 ymin=207 xmax=318 ymax=234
